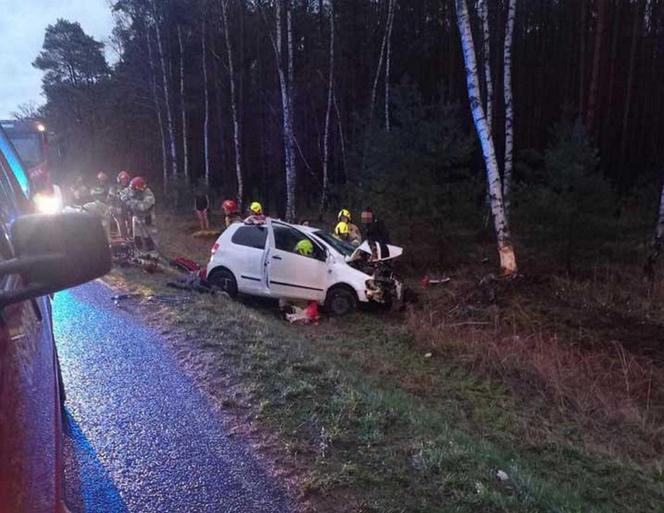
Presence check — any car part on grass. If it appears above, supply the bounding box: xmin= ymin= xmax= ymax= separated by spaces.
xmin=285 ymin=301 xmax=320 ymax=324
xmin=420 ymin=275 xmax=451 ymax=289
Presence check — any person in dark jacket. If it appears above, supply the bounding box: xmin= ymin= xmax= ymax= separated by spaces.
xmin=361 ymin=207 xmax=391 ymax=260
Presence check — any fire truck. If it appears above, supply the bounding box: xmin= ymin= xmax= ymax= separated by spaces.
xmin=0 ymin=119 xmax=63 ymax=213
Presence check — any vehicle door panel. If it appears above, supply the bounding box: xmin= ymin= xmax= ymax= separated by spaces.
xmin=266 ymin=222 xmax=328 ymax=302
xmin=0 ymin=156 xmax=60 ymax=513
xmin=228 ymin=225 xmax=268 ymax=295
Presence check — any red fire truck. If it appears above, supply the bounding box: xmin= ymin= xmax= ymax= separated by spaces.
xmin=0 ymin=119 xmax=63 ymax=213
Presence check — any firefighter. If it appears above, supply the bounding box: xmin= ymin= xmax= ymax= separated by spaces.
xmin=96 ymin=171 xmax=110 ymax=196
xmin=334 ymin=209 xmax=361 ymax=246
xmin=222 ymin=199 xmax=242 ymax=227
xmin=109 ymin=171 xmax=132 ymax=237
xmin=83 ymin=186 xmax=112 ymax=241
xmin=125 ymin=176 xmax=158 ymax=256
xmin=245 ymin=201 xmax=266 ymax=225
xmin=70 ymin=176 xmax=90 ymax=206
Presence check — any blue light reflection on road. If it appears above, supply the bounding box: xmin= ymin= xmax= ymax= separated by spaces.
xmin=53 ymin=283 xmax=291 ymax=513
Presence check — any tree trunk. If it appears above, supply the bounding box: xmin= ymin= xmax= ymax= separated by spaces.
xmin=202 ymin=19 xmax=210 ymax=186
xmin=385 ymin=0 xmax=397 ymax=131
xmin=151 ymin=1 xmax=178 ymax=180
xmin=177 ymin=25 xmax=189 ymax=183
xmin=620 ymin=0 xmax=645 ymax=169
xmin=221 ymin=0 xmax=244 ymax=207
xmin=146 ymin=28 xmax=168 ymax=195
xmin=586 ymin=0 xmax=607 ymax=134
xmin=578 ymin=0 xmax=587 ymax=117
xmin=273 ymin=0 xmax=297 ymax=221
xmin=320 ymin=1 xmax=335 ymax=215
xmin=502 ymin=0 xmax=516 ymax=217
xmin=644 ymin=174 xmax=664 ymax=281
xmin=455 ymin=0 xmax=517 ymax=276
xmin=478 ymin=0 xmax=493 ymax=134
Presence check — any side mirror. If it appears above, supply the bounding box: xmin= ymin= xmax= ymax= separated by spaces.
xmin=0 ymin=213 xmax=111 ymax=307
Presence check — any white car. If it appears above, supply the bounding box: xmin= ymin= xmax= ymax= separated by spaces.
xmin=206 ymin=218 xmax=403 ymax=316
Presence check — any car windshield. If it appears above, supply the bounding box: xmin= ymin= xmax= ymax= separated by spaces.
xmin=313 ymin=230 xmax=355 ymax=257
xmin=9 ymin=134 xmax=44 ymax=168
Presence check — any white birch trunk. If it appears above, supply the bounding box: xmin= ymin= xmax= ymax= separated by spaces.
xmin=202 ymin=19 xmax=210 ymax=186
xmin=478 ymin=0 xmax=493 ymax=133
xmin=333 ymin=90 xmax=347 ymax=176
xmin=384 ymin=0 xmax=396 ymax=131
xmin=368 ymin=1 xmax=389 ymax=125
xmin=320 ymin=1 xmax=335 ymax=214
xmin=221 ymin=0 xmax=244 ymax=207
xmin=284 ymin=0 xmax=297 ymax=221
xmin=147 ymin=28 xmax=168 ymax=194
xmin=645 ymin=177 xmax=664 ymax=280
xmin=455 ymin=0 xmax=517 ymax=276
xmin=177 ymin=25 xmax=189 ymax=183
xmin=502 ymin=0 xmax=516 ymax=217
xmin=151 ymin=1 xmax=178 ymax=180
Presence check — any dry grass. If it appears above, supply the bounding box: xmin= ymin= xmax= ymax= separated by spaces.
xmin=409 ymin=267 xmax=664 ymax=461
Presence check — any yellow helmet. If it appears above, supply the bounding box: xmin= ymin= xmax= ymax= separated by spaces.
xmin=338 ymin=209 xmax=351 ymax=222
xmin=295 ymin=239 xmax=314 ymax=256
xmin=249 ymin=201 xmax=263 ymax=215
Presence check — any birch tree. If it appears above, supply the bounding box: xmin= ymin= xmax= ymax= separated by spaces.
xmin=146 ymin=27 xmax=168 ymax=194
xmin=150 ymin=0 xmax=178 ymax=180
xmin=320 ymin=1 xmax=335 ymax=214
xmin=384 ymin=0 xmax=397 ymax=131
xmin=645 ymin=176 xmax=664 ymax=282
xmin=455 ymin=0 xmax=517 ymax=276
xmin=202 ymin=18 xmax=210 ymax=186
xmin=177 ymin=25 xmax=189 ymax=183
xmin=502 ymin=0 xmax=516 ymax=216
xmin=478 ymin=0 xmax=493 ymax=133
xmin=221 ymin=0 xmax=244 ymax=206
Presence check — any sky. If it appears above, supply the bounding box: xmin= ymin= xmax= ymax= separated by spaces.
xmin=0 ymin=0 xmax=115 ymax=118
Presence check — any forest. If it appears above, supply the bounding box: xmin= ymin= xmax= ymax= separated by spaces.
xmin=26 ymin=0 xmax=664 ymax=278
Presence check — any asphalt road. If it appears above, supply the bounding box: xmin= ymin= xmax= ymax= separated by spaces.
xmin=53 ymin=281 xmax=292 ymax=513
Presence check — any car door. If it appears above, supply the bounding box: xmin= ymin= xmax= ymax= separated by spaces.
xmin=0 ymin=150 xmax=61 ymax=513
xmin=227 ymin=224 xmax=269 ymax=295
xmin=266 ymin=220 xmax=329 ymax=301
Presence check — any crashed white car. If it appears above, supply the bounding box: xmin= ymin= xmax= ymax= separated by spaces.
xmin=206 ymin=218 xmax=403 ymax=315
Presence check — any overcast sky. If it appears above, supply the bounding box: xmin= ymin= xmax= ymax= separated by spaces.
xmin=0 ymin=0 xmax=115 ymax=118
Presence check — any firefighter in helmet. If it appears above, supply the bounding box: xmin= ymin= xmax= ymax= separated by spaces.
xmin=335 ymin=209 xmax=361 ymax=246
xmin=108 ymin=170 xmax=132 ymax=237
xmin=222 ymin=199 xmax=242 ymax=227
xmin=294 ymin=239 xmax=314 ymax=258
xmin=245 ymin=201 xmax=266 ymax=225
xmin=125 ymin=176 xmax=158 ymax=256
xmin=83 ymin=186 xmax=112 ymax=242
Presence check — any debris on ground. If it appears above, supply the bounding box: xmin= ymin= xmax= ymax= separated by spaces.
xmin=192 ymin=229 xmax=220 ymax=239
xmin=420 ymin=275 xmax=451 ymax=289
xmin=284 ymin=301 xmax=320 ymax=325
xmin=166 ymin=271 xmax=227 ymax=296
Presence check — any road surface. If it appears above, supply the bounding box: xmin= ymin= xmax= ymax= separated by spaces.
xmin=53 ymin=282 xmax=292 ymax=513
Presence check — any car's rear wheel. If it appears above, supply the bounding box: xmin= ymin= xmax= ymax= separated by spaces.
xmin=207 ymin=268 xmax=238 ymax=297
xmin=324 ymin=286 xmax=357 ymax=316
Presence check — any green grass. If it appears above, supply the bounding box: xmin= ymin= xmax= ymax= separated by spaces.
xmin=107 ymin=266 xmax=664 ymax=513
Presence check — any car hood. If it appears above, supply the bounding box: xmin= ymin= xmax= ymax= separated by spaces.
xmin=347 ymin=241 xmax=403 ymax=262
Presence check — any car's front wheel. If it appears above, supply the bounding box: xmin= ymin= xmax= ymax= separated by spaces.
xmin=207 ymin=268 xmax=238 ymax=297
xmin=324 ymin=286 xmax=357 ymax=316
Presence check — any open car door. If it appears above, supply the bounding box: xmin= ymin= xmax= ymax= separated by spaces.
xmin=265 ymin=220 xmax=329 ymax=302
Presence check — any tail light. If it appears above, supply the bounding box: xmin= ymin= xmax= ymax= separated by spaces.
xmin=211 ymin=242 xmax=220 ymax=255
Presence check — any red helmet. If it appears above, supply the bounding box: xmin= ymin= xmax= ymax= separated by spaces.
xmin=117 ymin=170 xmax=131 ymax=185
xmin=222 ymin=199 xmax=239 ymax=214
xmin=97 ymin=171 xmax=109 ymax=183
xmin=130 ymin=176 xmax=147 ymax=191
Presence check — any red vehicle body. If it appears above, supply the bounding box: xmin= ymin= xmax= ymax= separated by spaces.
xmin=0 ymin=124 xmax=65 ymax=513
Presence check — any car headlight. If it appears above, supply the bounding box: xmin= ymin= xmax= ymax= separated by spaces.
xmin=34 ymin=193 xmax=63 ymax=215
